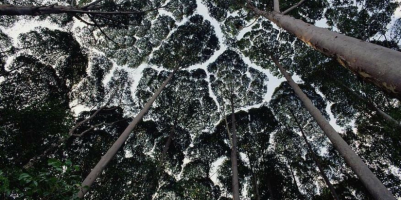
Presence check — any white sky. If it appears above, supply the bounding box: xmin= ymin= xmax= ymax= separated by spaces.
xmin=1 ymin=0 xmax=401 ymax=199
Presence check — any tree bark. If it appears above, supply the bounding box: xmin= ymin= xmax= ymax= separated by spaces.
xmin=230 ymin=94 xmax=240 ymax=200
xmin=247 ymin=4 xmax=401 ymax=99
xmin=0 ymin=4 xmax=145 ymax=15
xmin=273 ymin=0 xmax=280 ymax=12
xmin=77 ymin=66 xmax=180 ymax=198
xmin=323 ymin=71 xmax=401 ymax=127
xmin=272 ymin=56 xmax=396 ymax=200
xmin=251 ymin=172 xmax=261 ymax=200
xmin=288 ymin=108 xmax=340 ymax=200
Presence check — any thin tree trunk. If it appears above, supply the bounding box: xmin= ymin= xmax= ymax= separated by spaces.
xmin=282 ymin=0 xmax=306 ymax=15
xmin=162 ymin=129 xmax=174 ymax=157
xmin=288 ymin=108 xmax=340 ymax=200
xmin=77 ymin=66 xmax=180 ymax=198
xmin=272 ymin=56 xmax=396 ymax=200
xmin=266 ymin=177 xmax=275 ymax=200
xmin=230 ymin=94 xmax=240 ymax=200
xmin=288 ymin=164 xmax=302 ymax=198
xmin=273 ymin=0 xmax=280 ymax=12
xmin=323 ymin=71 xmax=401 ymax=127
xmin=247 ymin=4 xmax=401 ymax=99
xmin=251 ymin=172 xmax=261 ymax=200
xmin=0 ymin=4 xmax=155 ymax=15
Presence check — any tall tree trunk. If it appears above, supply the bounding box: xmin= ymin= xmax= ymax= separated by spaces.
xmin=0 ymin=4 xmax=149 ymax=15
xmin=230 ymin=94 xmax=240 ymax=200
xmin=272 ymin=56 xmax=396 ymax=200
xmin=247 ymin=4 xmax=401 ymax=99
xmin=323 ymin=71 xmax=401 ymax=127
xmin=288 ymin=164 xmax=303 ymax=198
xmin=77 ymin=66 xmax=179 ymax=198
xmin=162 ymin=128 xmax=175 ymax=157
xmin=273 ymin=0 xmax=280 ymax=12
xmin=249 ymin=167 xmax=261 ymax=200
xmin=251 ymin=174 xmax=261 ymax=200
xmin=288 ymin=108 xmax=340 ymax=200
xmin=266 ymin=176 xmax=276 ymax=200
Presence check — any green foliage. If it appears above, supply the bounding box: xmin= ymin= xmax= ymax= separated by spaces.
xmin=151 ymin=14 xmax=219 ymax=69
xmin=0 ymin=159 xmax=81 ymax=199
xmin=1 ymin=0 xmax=400 ymax=199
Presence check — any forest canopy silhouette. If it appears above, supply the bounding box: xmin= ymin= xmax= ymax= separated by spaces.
xmin=0 ymin=0 xmax=401 ymax=199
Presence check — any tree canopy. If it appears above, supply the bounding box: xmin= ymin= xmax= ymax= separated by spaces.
xmin=1 ymin=0 xmax=401 ymax=199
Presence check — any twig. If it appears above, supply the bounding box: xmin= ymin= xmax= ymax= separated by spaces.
xmin=72 ymin=14 xmax=96 ymax=26
xmin=68 ymin=84 xmax=120 ymax=136
xmin=242 ymin=16 xmax=260 ymax=29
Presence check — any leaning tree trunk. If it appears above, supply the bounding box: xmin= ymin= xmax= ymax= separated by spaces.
xmin=288 ymin=109 xmax=340 ymax=200
xmin=230 ymin=94 xmax=241 ymax=200
xmin=272 ymin=56 xmax=396 ymax=200
xmin=247 ymin=4 xmax=401 ymax=99
xmin=77 ymin=66 xmax=180 ymax=198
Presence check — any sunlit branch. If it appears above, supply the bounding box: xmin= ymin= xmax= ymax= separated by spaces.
xmin=282 ymin=0 xmax=307 ymax=15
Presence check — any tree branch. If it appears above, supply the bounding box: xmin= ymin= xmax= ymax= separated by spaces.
xmin=68 ymin=85 xmax=120 ymax=136
xmin=72 ymin=14 xmax=96 ymax=26
xmin=282 ymin=0 xmax=306 ymax=15
xmin=87 ymin=14 xmax=120 ymax=46
xmin=71 ymin=118 xmax=130 ymax=137
xmin=81 ymin=0 xmax=103 ymax=10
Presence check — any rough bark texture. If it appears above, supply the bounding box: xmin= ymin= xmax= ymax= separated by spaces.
xmin=77 ymin=67 xmax=179 ymax=198
xmin=248 ymin=4 xmax=401 ymax=99
xmin=289 ymin=109 xmax=340 ymax=200
xmin=272 ymin=56 xmax=396 ymax=200
xmin=230 ymin=94 xmax=240 ymax=200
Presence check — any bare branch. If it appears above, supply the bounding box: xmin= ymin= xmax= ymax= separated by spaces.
xmin=282 ymin=0 xmax=306 ymax=15
xmin=81 ymin=0 xmax=103 ymax=10
xmin=72 ymin=118 xmax=131 ymax=137
xmin=68 ymin=84 xmax=120 ymax=136
xmin=73 ymin=14 xmax=96 ymax=26
xmin=87 ymin=14 xmax=120 ymax=46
